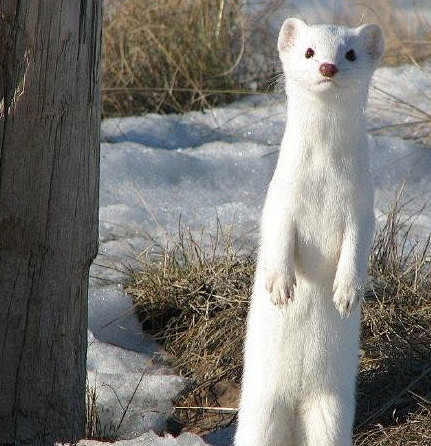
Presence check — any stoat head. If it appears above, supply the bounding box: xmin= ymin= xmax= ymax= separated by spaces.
xmin=278 ymin=18 xmax=384 ymax=97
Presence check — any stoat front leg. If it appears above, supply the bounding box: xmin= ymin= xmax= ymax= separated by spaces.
xmin=264 ymin=234 xmax=296 ymax=306
xmin=260 ymin=183 xmax=296 ymax=306
xmin=333 ymin=217 xmax=373 ymax=318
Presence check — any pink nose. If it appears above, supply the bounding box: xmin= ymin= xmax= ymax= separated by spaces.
xmin=319 ymin=63 xmax=338 ymax=77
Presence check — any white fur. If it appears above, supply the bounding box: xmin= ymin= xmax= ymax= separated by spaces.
xmin=235 ymin=19 xmax=384 ymax=446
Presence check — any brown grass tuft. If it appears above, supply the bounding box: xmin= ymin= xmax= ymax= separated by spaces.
xmin=127 ymin=225 xmax=253 ymax=432
xmin=102 ymin=0 xmax=280 ymax=117
xmin=86 ymin=382 xmax=117 ymax=440
xmin=128 ymin=195 xmax=431 ymax=440
xmin=355 ymin=191 xmax=431 ymax=443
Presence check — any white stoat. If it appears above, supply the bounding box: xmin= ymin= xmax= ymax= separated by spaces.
xmin=235 ymin=19 xmax=384 ymax=446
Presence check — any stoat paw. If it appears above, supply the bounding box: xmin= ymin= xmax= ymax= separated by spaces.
xmin=333 ymin=278 xmax=362 ymax=318
xmin=265 ymin=270 xmax=296 ymax=306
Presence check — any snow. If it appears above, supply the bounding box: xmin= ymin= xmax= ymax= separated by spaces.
xmin=74 ymin=432 xmax=207 ymax=446
xmin=369 ymin=61 xmax=431 ymax=143
xmin=86 ymin=371 xmax=189 ymax=438
xmin=88 ymin=43 xmax=431 ymax=444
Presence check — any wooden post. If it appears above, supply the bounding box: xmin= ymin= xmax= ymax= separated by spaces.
xmin=0 ymin=1 xmax=101 ymax=444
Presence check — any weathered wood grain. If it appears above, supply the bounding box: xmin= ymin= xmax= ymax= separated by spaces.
xmin=0 ymin=1 xmax=102 ymax=444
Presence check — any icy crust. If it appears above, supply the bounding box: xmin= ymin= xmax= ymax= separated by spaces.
xmin=369 ymin=61 xmax=431 ymax=142
xmin=370 ymin=135 xmax=431 ymax=237
xmin=89 ymin=61 xmax=431 ymax=444
xmin=98 ymin=139 xmax=275 ymax=243
xmin=101 ymin=96 xmax=286 ymax=150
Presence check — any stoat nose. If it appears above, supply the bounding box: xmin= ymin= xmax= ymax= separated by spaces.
xmin=319 ymin=63 xmax=338 ymax=77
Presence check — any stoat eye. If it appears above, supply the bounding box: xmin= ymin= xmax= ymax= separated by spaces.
xmin=305 ymin=48 xmax=315 ymax=59
xmin=345 ymin=49 xmax=356 ymax=61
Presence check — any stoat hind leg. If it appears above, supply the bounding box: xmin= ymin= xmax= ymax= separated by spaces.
xmin=300 ymin=391 xmax=355 ymax=446
xmin=234 ymin=392 xmax=294 ymax=446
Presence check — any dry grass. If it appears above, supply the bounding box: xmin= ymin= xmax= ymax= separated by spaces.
xmin=127 ymin=224 xmax=253 ymax=432
xmin=354 ymin=193 xmax=431 ymax=444
xmin=102 ymin=0 xmax=280 ymax=117
xmin=86 ymin=383 xmax=101 ymax=439
xmin=306 ymin=0 xmax=431 ymax=66
xmin=128 ymin=196 xmax=431 ymax=442
xmin=102 ymin=0 xmax=431 ymax=118
xmin=85 ymin=383 xmax=117 ymax=440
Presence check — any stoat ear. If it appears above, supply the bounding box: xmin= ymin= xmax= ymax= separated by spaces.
xmin=356 ymin=23 xmax=385 ymax=62
xmin=278 ymin=18 xmax=307 ymax=53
